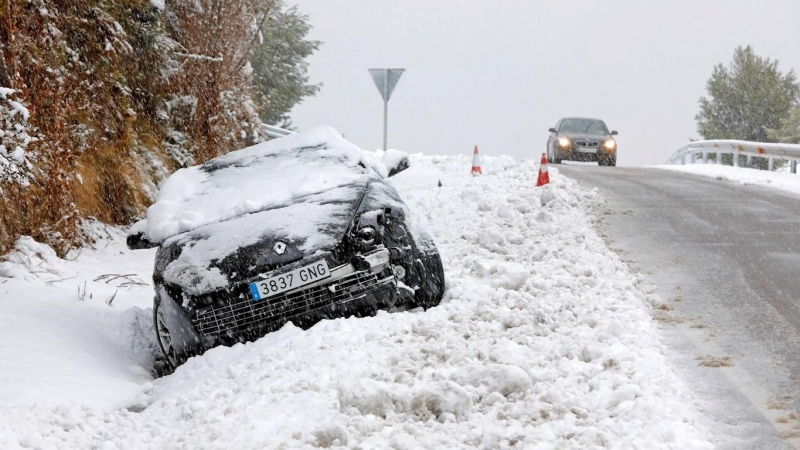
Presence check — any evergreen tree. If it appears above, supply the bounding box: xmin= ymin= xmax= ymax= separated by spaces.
xmin=768 ymin=105 xmax=800 ymax=144
xmin=696 ymin=46 xmax=798 ymax=168
xmin=250 ymin=0 xmax=320 ymax=127
xmin=697 ymin=46 xmax=798 ymax=142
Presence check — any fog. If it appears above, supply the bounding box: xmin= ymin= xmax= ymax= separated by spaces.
xmin=290 ymin=0 xmax=800 ymax=166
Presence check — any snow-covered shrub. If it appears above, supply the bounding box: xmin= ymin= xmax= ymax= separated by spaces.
xmin=0 ymin=88 xmax=37 ymax=185
xmin=0 ymin=0 xmax=320 ymax=257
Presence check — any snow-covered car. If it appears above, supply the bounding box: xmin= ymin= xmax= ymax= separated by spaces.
xmin=127 ymin=127 xmax=445 ymax=368
xmin=546 ymin=117 xmax=618 ymax=166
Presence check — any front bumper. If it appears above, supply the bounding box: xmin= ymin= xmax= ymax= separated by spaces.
xmin=556 ymin=146 xmax=615 ymax=161
xmin=188 ymin=247 xmax=397 ymax=340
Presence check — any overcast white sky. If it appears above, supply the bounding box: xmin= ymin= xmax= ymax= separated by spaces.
xmin=289 ymin=0 xmax=800 ymax=166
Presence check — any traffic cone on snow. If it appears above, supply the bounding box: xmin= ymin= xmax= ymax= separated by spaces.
xmin=536 ymin=153 xmax=550 ymax=187
xmin=471 ymin=145 xmax=482 ymax=176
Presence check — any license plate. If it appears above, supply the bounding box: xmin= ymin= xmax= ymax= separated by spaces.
xmin=249 ymin=260 xmax=331 ymax=301
xmin=577 ymin=147 xmax=596 ymax=153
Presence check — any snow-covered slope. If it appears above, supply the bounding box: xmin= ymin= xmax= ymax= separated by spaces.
xmin=0 ymin=156 xmax=713 ymax=449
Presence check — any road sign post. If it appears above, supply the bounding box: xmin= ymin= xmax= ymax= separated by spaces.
xmin=368 ymin=68 xmax=405 ymax=151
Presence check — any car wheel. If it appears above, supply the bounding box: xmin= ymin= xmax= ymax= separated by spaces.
xmin=153 ymin=297 xmax=185 ymax=370
xmin=552 ymin=146 xmax=563 ymax=164
xmin=410 ymin=250 xmax=445 ymax=309
xmin=599 ymin=156 xmax=616 ymax=167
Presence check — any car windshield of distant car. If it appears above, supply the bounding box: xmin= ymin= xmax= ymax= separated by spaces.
xmin=559 ymin=119 xmax=608 ymax=134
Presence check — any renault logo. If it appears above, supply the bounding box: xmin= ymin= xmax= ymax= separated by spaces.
xmin=273 ymin=241 xmax=287 ymax=255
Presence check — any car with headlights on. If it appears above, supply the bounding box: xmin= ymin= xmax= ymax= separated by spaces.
xmin=127 ymin=126 xmax=445 ymax=369
xmin=546 ymin=117 xmax=618 ymax=166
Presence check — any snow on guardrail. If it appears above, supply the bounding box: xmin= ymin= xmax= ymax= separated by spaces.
xmin=264 ymin=123 xmax=295 ymax=138
xmin=666 ymin=140 xmax=800 ymax=173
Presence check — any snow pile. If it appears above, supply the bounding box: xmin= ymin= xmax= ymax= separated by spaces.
xmin=0 ymin=236 xmax=69 ymax=281
xmin=145 ymin=126 xmax=386 ymax=243
xmin=0 ymin=154 xmax=712 ymax=448
xmin=657 ymin=163 xmax=800 ymax=196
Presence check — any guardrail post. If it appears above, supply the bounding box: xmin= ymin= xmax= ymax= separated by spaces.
xmin=680 ymin=155 xmax=686 ymax=165
xmin=792 ymin=160 xmax=798 ymax=174
xmin=690 ymin=152 xmax=696 ymax=164
xmin=746 ymin=155 xmax=753 ymax=167
xmin=717 ymin=152 xmax=722 ymax=165
xmin=768 ymin=157 xmax=774 ymax=171
xmin=702 ymin=152 xmax=709 ymax=163
xmin=733 ymin=152 xmax=739 ymax=167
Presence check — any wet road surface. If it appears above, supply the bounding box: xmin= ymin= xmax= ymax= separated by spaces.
xmin=559 ymin=164 xmax=800 ymax=449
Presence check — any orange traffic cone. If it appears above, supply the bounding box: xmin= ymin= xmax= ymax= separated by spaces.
xmin=536 ymin=153 xmax=550 ymax=187
xmin=471 ymin=145 xmax=482 ymax=176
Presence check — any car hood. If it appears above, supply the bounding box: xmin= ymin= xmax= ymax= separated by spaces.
xmin=158 ymin=182 xmax=368 ymax=296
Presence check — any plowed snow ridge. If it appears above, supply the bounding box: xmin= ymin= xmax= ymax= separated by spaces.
xmin=0 ymin=155 xmax=712 ymax=449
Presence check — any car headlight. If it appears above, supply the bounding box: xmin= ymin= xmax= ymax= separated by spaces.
xmin=603 ymin=139 xmax=616 ymax=150
xmin=357 ymin=226 xmax=377 ymax=246
xmin=558 ymin=137 xmax=571 ymax=147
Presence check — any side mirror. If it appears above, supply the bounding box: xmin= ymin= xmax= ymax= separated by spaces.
xmin=610 ymin=130 xmax=618 ymax=136
xmin=383 ymin=149 xmax=410 ymax=177
xmin=548 ymin=128 xmax=557 ymax=133
xmin=126 ymin=220 xmax=158 ymax=250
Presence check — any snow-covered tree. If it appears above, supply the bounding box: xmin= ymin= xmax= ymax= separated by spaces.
xmin=161 ymin=0 xmax=272 ymax=163
xmin=697 ymin=46 xmax=798 ymax=142
xmin=250 ymin=1 xmax=321 ymax=127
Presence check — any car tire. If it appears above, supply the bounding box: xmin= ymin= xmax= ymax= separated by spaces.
xmin=153 ymin=296 xmax=187 ymax=370
xmin=410 ymin=250 xmax=445 ymax=310
xmin=552 ymin=146 xmax=563 ymax=164
xmin=599 ymin=156 xmax=616 ymax=167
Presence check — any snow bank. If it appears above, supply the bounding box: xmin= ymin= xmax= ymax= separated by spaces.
xmin=656 ymin=163 xmax=800 ymax=196
xmin=0 ymin=154 xmax=712 ymax=449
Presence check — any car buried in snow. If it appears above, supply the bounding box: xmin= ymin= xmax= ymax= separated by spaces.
xmin=127 ymin=127 xmax=444 ymax=369
xmin=546 ymin=117 xmax=618 ymax=166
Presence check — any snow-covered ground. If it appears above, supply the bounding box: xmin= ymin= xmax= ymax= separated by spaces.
xmin=657 ymin=163 xmax=800 ymax=196
xmin=0 ymin=155 xmax=714 ymax=449
xmin=0 ymin=225 xmax=158 ymax=414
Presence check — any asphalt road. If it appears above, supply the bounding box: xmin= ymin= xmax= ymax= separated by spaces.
xmin=558 ymin=164 xmax=800 ymax=450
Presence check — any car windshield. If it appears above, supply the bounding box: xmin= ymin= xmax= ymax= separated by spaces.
xmin=559 ymin=119 xmax=608 ymax=134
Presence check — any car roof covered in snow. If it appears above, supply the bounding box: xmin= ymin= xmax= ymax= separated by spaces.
xmin=145 ymin=126 xmax=388 ymax=244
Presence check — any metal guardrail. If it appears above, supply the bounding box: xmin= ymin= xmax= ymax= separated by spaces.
xmin=264 ymin=124 xmax=295 ymax=138
xmin=666 ymin=140 xmax=800 ymax=173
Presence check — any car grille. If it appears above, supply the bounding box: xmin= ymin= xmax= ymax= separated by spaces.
xmin=575 ymin=140 xmax=600 ymax=147
xmin=191 ymin=271 xmax=393 ymax=337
